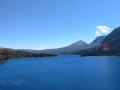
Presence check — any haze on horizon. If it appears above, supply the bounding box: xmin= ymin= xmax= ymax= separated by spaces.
xmin=0 ymin=0 xmax=120 ymax=50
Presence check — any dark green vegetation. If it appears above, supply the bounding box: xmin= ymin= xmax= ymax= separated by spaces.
xmin=0 ymin=48 xmax=57 ymax=62
xmin=81 ymin=27 xmax=120 ymax=56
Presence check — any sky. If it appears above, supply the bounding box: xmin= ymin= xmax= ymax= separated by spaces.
xmin=0 ymin=0 xmax=120 ymax=50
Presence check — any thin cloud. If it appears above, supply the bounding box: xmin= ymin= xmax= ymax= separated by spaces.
xmin=61 ymin=31 xmax=63 ymax=33
xmin=60 ymin=31 xmax=66 ymax=36
xmin=60 ymin=32 xmax=79 ymax=36
xmin=49 ymin=34 xmax=53 ymax=36
xmin=71 ymin=33 xmax=77 ymax=36
xmin=71 ymin=34 xmax=74 ymax=36
xmin=95 ymin=26 xmax=110 ymax=36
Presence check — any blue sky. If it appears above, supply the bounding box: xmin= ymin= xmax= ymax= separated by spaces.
xmin=0 ymin=0 xmax=120 ymax=50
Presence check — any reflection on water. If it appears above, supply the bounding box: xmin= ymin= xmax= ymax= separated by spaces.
xmin=0 ymin=55 xmax=120 ymax=90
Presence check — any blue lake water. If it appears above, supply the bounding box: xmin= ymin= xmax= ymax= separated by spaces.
xmin=0 ymin=55 xmax=120 ymax=90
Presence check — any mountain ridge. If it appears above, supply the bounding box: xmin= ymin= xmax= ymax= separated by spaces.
xmin=18 ymin=36 xmax=106 ymax=54
xmin=81 ymin=27 xmax=120 ymax=56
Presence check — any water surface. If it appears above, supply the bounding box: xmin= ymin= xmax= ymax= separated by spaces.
xmin=0 ymin=55 xmax=120 ymax=90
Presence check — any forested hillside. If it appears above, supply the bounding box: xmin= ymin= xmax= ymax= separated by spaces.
xmin=0 ymin=48 xmax=57 ymax=62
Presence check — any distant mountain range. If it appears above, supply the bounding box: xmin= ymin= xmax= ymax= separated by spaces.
xmin=81 ymin=27 xmax=120 ymax=56
xmin=19 ymin=36 xmax=106 ymax=54
xmin=2 ymin=26 xmax=120 ymax=58
xmin=2 ymin=26 xmax=120 ymax=56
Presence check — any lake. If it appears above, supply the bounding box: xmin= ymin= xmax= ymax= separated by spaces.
xmin=0 ymin=55 xmax=120 ymax=90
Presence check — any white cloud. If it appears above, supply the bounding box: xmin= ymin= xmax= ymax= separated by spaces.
xmin=95 ymin=26 xmax=111 ymax=36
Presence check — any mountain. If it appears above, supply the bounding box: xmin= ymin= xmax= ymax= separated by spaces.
xmin=81 ymin=27 xmax=120 ymax=56
xmin=40 ymin=40 xmax=87 ymax=54
xmin=101 ymin=27 xmax=120 ymax=51
xmin=90 ymin=36 xmax=106 ymax=44
xmin=74 ymin=36 xmax=106 ymax=54
xmin=70 ymin=40 xmax=88 ymax=47
xmin=19 ymin=40 xmax=89 ymax=54
xmin=88 ymin=36 xmax=106 ymax=48
xmin=19 ymin=36 xmax=105 ymax=54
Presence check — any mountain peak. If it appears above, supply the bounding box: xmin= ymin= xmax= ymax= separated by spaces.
xmin=70 ymin=40 xmax=88 ymax=47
